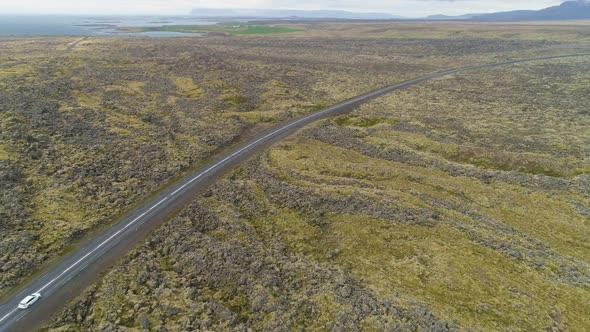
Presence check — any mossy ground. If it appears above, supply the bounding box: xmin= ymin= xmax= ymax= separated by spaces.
xmin=47 ymin=48 xmax=590 ymax=330
xmin=265 ymin=135 xmax=589 ymax=330
xmin=2 ymin=24 xmax=589 ymax=331
xmin=173 ymin=76 xmax=203 ymax=98
xmin=120 ymin=24 xmax=303 ymax=36
xmin=0 ymin=144 xmax=10 ymax=160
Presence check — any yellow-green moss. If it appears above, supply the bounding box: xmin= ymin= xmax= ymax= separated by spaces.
xmin=173 ymin=76 xmax=203 ymax=98
xmin=0 ymin=144 xmax=10 ymax=160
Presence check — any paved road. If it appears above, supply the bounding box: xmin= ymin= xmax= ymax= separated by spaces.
xmin=0 ymin=52 xmax=588 ymax=331
xmin=0 ymin=37 xmax=88 ymax=70
xmin=64 ymin=37 xmax=88 ymax=52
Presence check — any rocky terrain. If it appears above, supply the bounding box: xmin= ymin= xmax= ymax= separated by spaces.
xmin=45 ymin=39 xmax=590 ymax=330
xmin=2 ymin=27 xmax=579 ymax=296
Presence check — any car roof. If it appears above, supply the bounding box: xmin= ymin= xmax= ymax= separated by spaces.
xmin=20 ymin=295 xmax=34 ymax=303
xmin=20 ymin=294 xmax=39 ymax=303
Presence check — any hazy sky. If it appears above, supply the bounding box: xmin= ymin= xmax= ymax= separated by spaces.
xmin=0 ymin=0 xmax=565 ymax=17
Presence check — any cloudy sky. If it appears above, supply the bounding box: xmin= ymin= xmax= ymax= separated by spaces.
xmin=0 ymin=0 xmax=566 ymax=17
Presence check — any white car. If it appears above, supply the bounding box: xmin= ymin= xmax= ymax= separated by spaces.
xmin=18 ymin=293 xmax=41 ymax=309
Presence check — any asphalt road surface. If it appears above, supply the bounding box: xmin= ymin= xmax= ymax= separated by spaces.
xmin=0 ymin=37 xmax=87 ymax=70
xmin=64 ymin=37 xmax=88 ymax=52
xmin=0 ymin=52 xmax=588 ymax=331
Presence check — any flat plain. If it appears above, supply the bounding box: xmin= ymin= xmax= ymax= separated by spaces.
xmin=0 ymin=20 xmax=589 ymax=331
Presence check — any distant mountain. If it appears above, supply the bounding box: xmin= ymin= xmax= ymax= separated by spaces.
xmin=473 ymin=0 xmax=590 ymax=21
xmin=190 ymin=8 xmax=403 ymax=20
xmin=426 ymin=14 xmax=483 ymax=20
xmin=191 ymin=1 xmax=590 ymax=21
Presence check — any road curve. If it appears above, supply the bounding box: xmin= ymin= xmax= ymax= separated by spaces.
xmin=0 ymin=52 xmax=589 ymax=331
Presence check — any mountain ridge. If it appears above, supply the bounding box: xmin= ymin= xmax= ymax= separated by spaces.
xmin=190 ymin=1 xmax=590 ymax=21
xmin=430 ymin=1 xmax=590 ymax=21
xmin=474 ymin=0 xmax=590 ymax=21
xmin=189 ymin=8 xmax=403 ymax=19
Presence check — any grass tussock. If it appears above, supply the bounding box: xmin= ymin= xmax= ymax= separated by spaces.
xmin=173 ymin=76 xmax=203 ymax=98
xmin=0 ymin=144 xmax=10 ymax=160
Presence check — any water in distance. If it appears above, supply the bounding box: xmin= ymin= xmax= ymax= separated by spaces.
xmin=0 ymin=15 xmax=219 ymax=37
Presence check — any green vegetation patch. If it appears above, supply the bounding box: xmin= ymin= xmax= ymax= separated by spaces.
xmin=335 ymin=115 xmax=395 ymax=128
xmin=32 ymin=187 xmax=89 ymax=250
xmin=223 ymin=95 xmax=248 ymax=105
xmin=228 ymin=25 xmax=302 ymax=35
xmin=0 ymin=63 xmax=32 ymax=78
xmin=322 ymin=214 xmax=589 ymax=330
xmin=0 ymin=144 xmax=10 ymax=160
xmin=172 ymin=76 xmax=203 ymax=98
